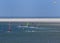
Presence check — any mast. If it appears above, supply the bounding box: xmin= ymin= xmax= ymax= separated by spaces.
xmin=8 ymin=22 xmax=11 ymax=32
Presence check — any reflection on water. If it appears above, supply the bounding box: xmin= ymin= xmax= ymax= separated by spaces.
xmin=0 ymin=22 xmax=60 ymax=32
xmin=0 ymin=22 xmax=60 ymax=33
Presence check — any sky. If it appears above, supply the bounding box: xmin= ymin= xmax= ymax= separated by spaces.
xmin=0 ymin=0 xmax=60 ymax=18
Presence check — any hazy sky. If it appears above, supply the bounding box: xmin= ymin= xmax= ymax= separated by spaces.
xmin=0 ymin=0 xmax=60 ymax=17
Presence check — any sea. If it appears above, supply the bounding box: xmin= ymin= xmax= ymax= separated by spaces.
xmin=0 ymin=30 xmax=60 ymax=43
xmin=0 ymin=22 xmax=60 ymax=43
